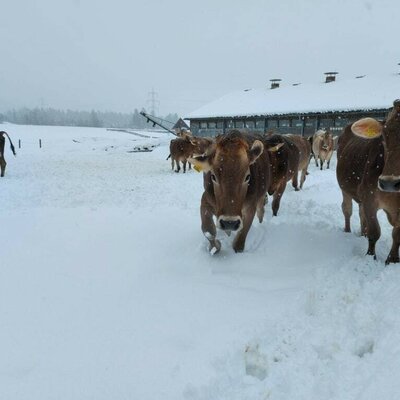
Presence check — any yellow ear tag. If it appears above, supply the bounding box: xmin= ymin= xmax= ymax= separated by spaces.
xmin=193 ymin=164 xmax=203 ymax=173
xmin=365 ymin=126 xmax=379 ymax=138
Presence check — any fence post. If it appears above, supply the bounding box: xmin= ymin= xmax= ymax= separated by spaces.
xmin=39 ymin=139 xmax=42 ymax=149
xmin=18 ymin=139 xmax=21 ymax=149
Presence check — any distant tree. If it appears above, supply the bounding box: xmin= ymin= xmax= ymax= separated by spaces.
xmin=90 ymin=110 xmax=102 ymax=127
xmin=0 ymin=113 xmax=4 ymax=123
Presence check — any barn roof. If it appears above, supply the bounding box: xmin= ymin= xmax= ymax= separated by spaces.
xmin=172 ymin=118 xmax=190 ymax=130
xmin=186 ymin=74 xmax=400 ymax=119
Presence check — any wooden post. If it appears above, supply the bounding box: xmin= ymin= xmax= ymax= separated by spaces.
xmin=39 ymin=139 xmax=42 ymax=148
xmin=18 ymin=139 xmax=21 ymax=149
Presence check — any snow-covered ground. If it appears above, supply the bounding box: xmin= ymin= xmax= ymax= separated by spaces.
xmin=1 ymin=124 xmax=399 ymax=400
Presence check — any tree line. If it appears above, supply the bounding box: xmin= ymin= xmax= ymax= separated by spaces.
xmin=0 ymin=108 xmax=179 ymax=129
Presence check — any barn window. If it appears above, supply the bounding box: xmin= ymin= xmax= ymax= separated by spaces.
xmin=245 ymin=120 xmax=255 ymax=129
xmin=267 ymin=119 xmax=278 ymax=128
xmin=227 ymin=119 xmax=234 ymax=129
xmin=217 ymin=120 xmax=224 ymax=129
xmin=191 ymin=121 xmax=199 ymax=130
xmin=280 ymin=119 xmax=290 ymax=127
xmin=208 ymin=121 xmax=217 ymax=129
xmin=200 ymin=121 xmax=207 ymax=129
xmin=319 ymin=118 xmax=334 ymax=128
xmin=256 ymin=119 xmax=265 ymax=129
xmin=292 ymin=118 xmax=303 ymax=128
xmin=234 ymin=120 xmax=244 ymax=129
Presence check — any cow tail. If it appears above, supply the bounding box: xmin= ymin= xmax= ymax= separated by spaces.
xmin=4 ymin=132 xmax=16 ymax=156
xmin=166 ymin=154 xmax=171 ymax=160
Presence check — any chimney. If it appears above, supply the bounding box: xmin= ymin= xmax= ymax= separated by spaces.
xmin=324 ymin=72 xmax=338 ymax=83
xmin=270 ymin=79 xmax=282 ymax=89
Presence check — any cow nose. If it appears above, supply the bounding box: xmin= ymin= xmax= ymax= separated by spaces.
xmin=378 ymin=176 xmax=400 ymax=192
xmin=219 ymin=218 xmax=241 ymax=231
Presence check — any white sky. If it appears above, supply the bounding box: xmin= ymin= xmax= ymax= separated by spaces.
xmin=0 ymin=0 xmax=399 ymax=116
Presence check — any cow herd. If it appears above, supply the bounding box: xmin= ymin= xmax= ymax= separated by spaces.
xmin=170 ymin=100 xmax=400 ymax=264
xmin=2 ymin=101 xmax=400 ymax=264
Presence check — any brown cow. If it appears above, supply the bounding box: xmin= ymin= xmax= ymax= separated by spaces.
xmin=336 ymin=100 xmax=400 ymax=264
xmin=167 ymin=135 xmax=212 ymax=173
xmin=189 ymin=130 xmax=274 ymax=254
xmin=265 ymin=134 xmax=300 ymax=216
xmin=284 ymin=134 xmax=311 ymax=189
xmin=312 ymin=129 xmax=335 ymax=170
xmin=0 ymin=131 xmax=16 ymax=177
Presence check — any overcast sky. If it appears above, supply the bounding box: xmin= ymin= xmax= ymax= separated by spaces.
xmin=0 ymin=0 xmax=398 ymax=116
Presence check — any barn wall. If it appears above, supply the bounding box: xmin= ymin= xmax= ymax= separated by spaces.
xmin=188 ymin=109 xmax=388 ymax=137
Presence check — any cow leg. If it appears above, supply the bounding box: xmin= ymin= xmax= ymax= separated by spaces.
xmin=183 ymin=160 xmax=187 ymax=173
xmin=272 ymin=181 xmax=286 ymax=216
xmin=200 ymin=193 xmax=221 ymax=254
xmin=291 ymin=169 xmax=300 ymax=191
xmin=386 ymin=227 xmax=400 ymax=265
xmin=383 ymin=212 xmax=400 ymax=264
xmin=341 ymin=191 xmax=352 ymax=232
xmin=233 ymin=207 xmax=257 ymax=253
xmin=359 ymin=204 xmax=368 ymax=237
xmin=256 ymin=196 xmax=266 ymax=223
xmin=300 ymin=168 xmax=307 ymax=189
xmin=188 ymin=162 xmax=192 ymax=170
xmin=363 ymin=202 xmax=380 ymax=258
xmin=175 ymin=160 xmax=180 ymax=173
xmin=0 ymin=157 xmax=5 ymax=177
xmin=171 ymin=157 xmax=175 ymax=171
xmin=314 ymin=156 xmax=318 ymax=167
xmin=320 ymin=159 xmax=324 ymax=170
xmin=327 ymin=159 xmax=331 ymax=169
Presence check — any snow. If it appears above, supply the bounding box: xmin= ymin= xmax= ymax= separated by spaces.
xmin=1 ymin=124 xmax=400 ymax=399
xmin=186 ymin=73 xmax=400 ymax=119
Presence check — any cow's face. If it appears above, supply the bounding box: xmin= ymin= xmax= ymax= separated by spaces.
xmin=321 ymin=131 xmax=333 ymax=150
xmin=191 ymin=134 xmax=264 ymax=232
xmin=351 ymin=100 xmax=400 ymax=192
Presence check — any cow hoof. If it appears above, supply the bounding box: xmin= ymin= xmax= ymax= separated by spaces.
xmin=209 ymin=240 xmax=221 ymax=255
xmin=366 ymin=251 xmax=376 ymax=260
xmin=294 ymin=188 xmax=300 ymax=192
xmin=385 ymin=256 xmax=400 ymax=265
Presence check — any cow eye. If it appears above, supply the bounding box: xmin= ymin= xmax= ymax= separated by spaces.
xmin=244 ymin=174 xmax=251 ymax=183
xmin=211 ymin=173 xmax=217 ymax=183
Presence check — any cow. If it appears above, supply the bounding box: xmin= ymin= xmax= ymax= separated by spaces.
xmin=265 ymin=134 xmax=300 ymax=216
xmin=189 ymin=130 xmax=282 ymax=254
xmin=167 ymin=135 xmax=213 ymax=173
xmin=312 ymin=129 xmax=335 ymax=170
xmin=336 ymin=99 xmax=400 ymax=264
xmin=284 ymin=134 xmax=311 ymax=189
xmin=0 ymin=131 xmax=16 ymax=177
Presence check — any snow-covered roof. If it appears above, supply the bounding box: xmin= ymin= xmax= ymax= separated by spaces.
xmin=186 ymin=74 xmax=400 ymax=119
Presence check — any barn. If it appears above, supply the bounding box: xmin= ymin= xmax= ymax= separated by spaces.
xmin=185 ymin=72 xmax=400 ymax=137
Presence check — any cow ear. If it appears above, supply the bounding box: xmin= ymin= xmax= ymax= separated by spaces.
xmin=188 ymin=142 xmax=215 ymax=172
xmin=351 ymin=118 xmax=383 ymax=139
xmin=249 ymin=140 xmax=264 ymax=164
xmin=188 ymin=154 xmax=213 ymax=172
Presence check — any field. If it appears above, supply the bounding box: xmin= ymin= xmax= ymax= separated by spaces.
xmin=1 ymin=124 xmax=400 ymax=400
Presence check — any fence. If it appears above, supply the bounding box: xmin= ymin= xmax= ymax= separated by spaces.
xmin=18 ymin=139 xmax=42 ymax=149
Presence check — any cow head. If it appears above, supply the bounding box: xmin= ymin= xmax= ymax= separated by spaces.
xmin=351 ymin=100 xmax=400 ymax=192
xmin=189 ymin=137 xmax=214 ymax=158
xmin=190 ymin=131 xmax=264 ymax=232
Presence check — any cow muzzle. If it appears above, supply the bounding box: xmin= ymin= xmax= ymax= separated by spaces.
xmin=218 ymin=216 xmax=243 ymax=232
xmin=378 ymin=176 xmax=400 ymax=193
